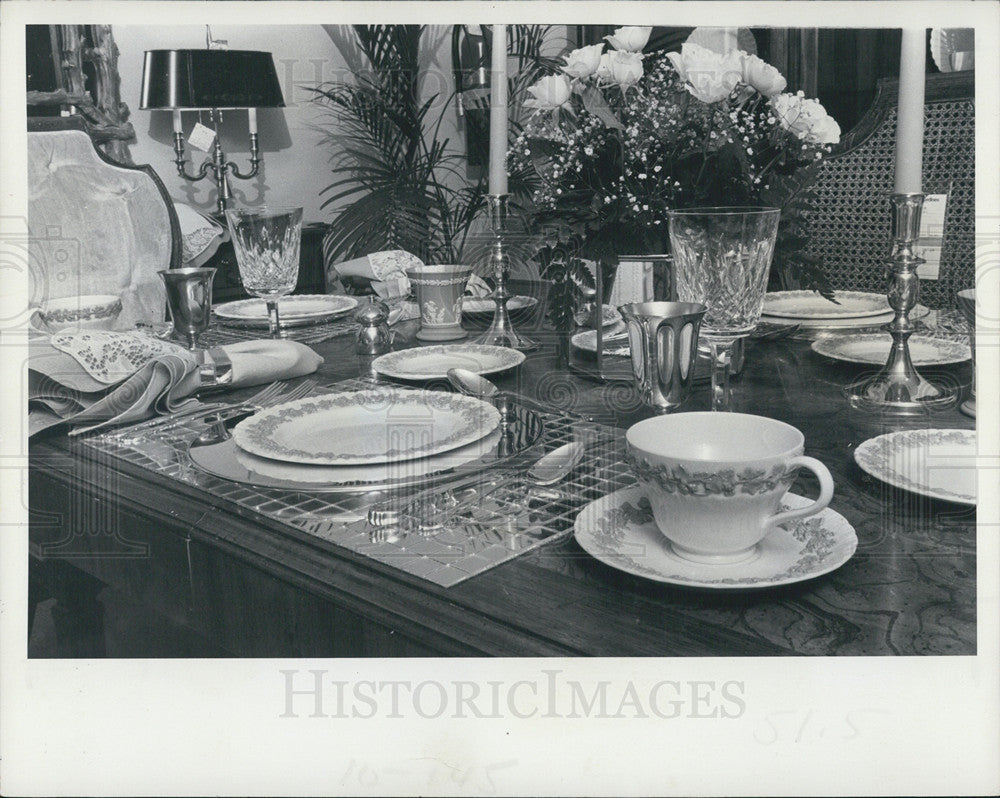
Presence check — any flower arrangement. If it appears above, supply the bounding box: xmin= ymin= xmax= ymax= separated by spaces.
xmin=510 ymin=27 xmax=841 ymax=300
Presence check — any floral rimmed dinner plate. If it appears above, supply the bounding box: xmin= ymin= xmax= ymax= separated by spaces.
xmin=574 ymin=487 xmax=857 ymax=590
xmin=812 ymin=333 xmax=971 ymax=366
xmin=854 ymin=429 xmax=977 ymax=505
xmin=214 ymin=294 xmax=358 ymax=328
xmin=372 ymin=344 xmax=525 ymax=380
xmin=231 ymin=388 xmax=500 ymax=466
xmin=189 ymin=427 xmax=503 ymax=497
xmin=462 ymin=296 xmax=538 ymax=316
xmin=763 ymin=290 xmax=890 ymax=319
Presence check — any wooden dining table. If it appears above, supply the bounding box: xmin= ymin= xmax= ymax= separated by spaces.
xmin=28 ymin=295 xmax=977 ymax=658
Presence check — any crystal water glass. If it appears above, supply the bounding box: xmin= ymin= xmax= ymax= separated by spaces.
xmin=668 ymin=207 xmax=781 ymax=411
xmin=225 ymin=206 xmax=303 ymax=338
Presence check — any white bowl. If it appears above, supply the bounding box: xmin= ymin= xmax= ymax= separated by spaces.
xmin=39 ymin=294 xmax=123 ymax=332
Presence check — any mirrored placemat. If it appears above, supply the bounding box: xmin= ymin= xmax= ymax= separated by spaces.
xmin=200 ymin=315 xmax=357 ymax=346
xmin=82 ymin=378 xmax=629 ymax=588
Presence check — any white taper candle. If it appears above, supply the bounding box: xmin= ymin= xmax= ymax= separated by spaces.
xmin=894 ymin=29 xmax=926 ymax=194
xmin=488 ymin=24 xmax=509 ymax=195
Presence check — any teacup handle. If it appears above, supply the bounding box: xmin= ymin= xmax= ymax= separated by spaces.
xmin=764 ymin=456 xmax=834 ymax=532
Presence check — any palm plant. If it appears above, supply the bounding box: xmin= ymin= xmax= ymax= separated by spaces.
xmin=309 ymin=24 xmax=561 ymax=269
xmin=308 ymin=26 xmax=478 ymax=265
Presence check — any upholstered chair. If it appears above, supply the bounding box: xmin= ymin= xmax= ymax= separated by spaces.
xmin=27 ymin=117 xmax=182 ymax=328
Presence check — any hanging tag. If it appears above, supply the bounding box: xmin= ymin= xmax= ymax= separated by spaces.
xmin=915 ymin=193 xmax=948 ymax=281
xmin=187 ymin=123 xmax=217 ymax=152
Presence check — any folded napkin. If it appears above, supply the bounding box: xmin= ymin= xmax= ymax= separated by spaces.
xmin=331 ymin=250 xmax=423 ymax=300
xmin=28 ymin=331 xmax=323 ymax=437
xmin=175 ymin=202 xmax=227 ymax=267
xmin=464 ymin=273 xmax=493 ymax=298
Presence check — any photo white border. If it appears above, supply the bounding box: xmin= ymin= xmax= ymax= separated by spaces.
xmin=1 ymin=2 xmax=998 ymax=795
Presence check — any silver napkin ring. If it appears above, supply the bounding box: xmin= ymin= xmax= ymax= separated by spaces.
xmin=200 ymin=347 xmax=233 ymax=386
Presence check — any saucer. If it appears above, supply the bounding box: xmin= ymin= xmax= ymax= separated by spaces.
xmin=574 ymin=486 xmax=857 ymax=589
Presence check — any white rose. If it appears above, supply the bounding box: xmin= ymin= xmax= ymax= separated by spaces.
xmin=608 ymin=51 xmax=644 ymax=87
xmin=524 ymin=74 xmax=573 ymax=110
xmin=596 ymin=52 xmax=614 ymax=81
xmin=740 ymin=53 xmax=786 ymax=97
xmin=604 ymin=26 xmax=653 ymax=53
xmin=770 ymin=93 xmax=841 ymax=145
xmin=561 ymin=43 xmax=605 ymax=78
xmin=806 ymin=111 xmax=841 ymax=145
xmin=666 ymin=42 xmax=742 ymax=104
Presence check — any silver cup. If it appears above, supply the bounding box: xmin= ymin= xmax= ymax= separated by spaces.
xmin=619 ymin=301 xmax=707 ymax=413
xmin=159 ymin=267 xmax=217 ymax=350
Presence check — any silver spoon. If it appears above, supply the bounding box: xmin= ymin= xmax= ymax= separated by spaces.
xmin=447 ymin=368 xmax=595 ymax=422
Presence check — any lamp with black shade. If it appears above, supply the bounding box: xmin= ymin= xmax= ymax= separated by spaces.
xmin=140 ymin=48 xmax=284 ymax=213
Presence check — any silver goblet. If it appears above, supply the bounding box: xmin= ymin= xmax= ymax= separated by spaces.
xmin=159 ymin=267 xmax=217 ymax=351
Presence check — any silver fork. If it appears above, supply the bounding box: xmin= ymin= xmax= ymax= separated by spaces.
xmin=109 ymin=380 xmax=298 ymax=444
xmin=192 ymin=378 xmax=318 ymax=439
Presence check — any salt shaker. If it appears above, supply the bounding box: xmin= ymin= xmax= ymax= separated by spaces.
xmin=355 ymin=297 xmax=392 ymax=355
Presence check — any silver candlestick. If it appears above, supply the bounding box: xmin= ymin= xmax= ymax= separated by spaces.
xmin=847 ymin=193 xmax=958 ymax=414
xmin=473 ymin=194 xmax=537 ymax=351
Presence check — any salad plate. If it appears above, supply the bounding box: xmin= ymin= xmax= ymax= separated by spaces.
xmin=854 ymin=429 xmax=977 ymax=505
xmin=761 ymin=304 xmax=929 ymax=329
xmin=574 ymin=487 xmax=857 ymax=590
xmin=462 ymin=296 xmax=538 ymax=317
xmin=812 ymin=333 xmax=970 ymax=366
xmin=372 ymin=344 xmax=525 ymax=380
xmin=762 ymin=290 xmax=890 ymax=319
xmin=570 ymin=326 xmax=630 ymax=357
xmin=214 ymin=294 xmax=358 ymax=328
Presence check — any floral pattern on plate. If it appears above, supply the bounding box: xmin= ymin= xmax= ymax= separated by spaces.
xmin=854 ymin=429 xmax=976 ymax=505
xmin=214 ymin=294 xmax=358 ymax=327
xmin=372 ymin=344 xmax=526 ymax=380
xmin=574 ymin=486 xmax=857 ymax=589
xmin=763 ymin=290 xmax=890 ymax=319
xmin=232 ymin=388 xmax=500 ymax=466
xmin=811 ymin=333 xmax=971 ymax=366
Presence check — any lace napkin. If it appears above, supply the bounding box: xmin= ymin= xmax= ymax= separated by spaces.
xmin=331 ymin=250 xmax=423 ymax=300
xmin=28 ymin=331 xmax=323 ymax=437
xmin=329 ymin=251 xmax=493 ymax=303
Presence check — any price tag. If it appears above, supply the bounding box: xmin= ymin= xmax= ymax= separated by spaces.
xmin=187 ymin=123 xmax=217 ymax=152
xmin=915 ymin=193 xmax=948 ymax=281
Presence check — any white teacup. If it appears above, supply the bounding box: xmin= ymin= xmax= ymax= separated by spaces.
xmin=626 ymin=412 xmax=834 ymax=564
